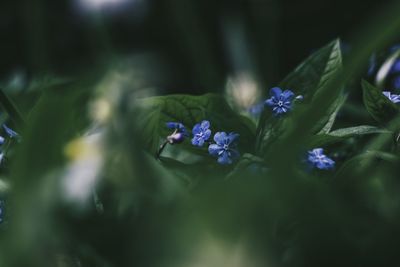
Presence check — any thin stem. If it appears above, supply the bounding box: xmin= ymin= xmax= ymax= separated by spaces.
xmin=156 ymin=140 xmax=169 ymax=159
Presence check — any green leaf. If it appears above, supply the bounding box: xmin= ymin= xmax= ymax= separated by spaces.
xmin=335 ymin=150 xmax=400 ymax=179
xmin=138 ymin=93 xmax=256 ymax=156
xmin=362 ymin=80 xmax=400 ymax=124
xmin=317 ymin=93 xmax=348 ymax=134
xmin=328 ymin=125 xmax=390 ymax=137
xmin=310 ymin=125 xmax=390 ymax=147
xmin=280 ymin=39 xmax=342 ymax=98
xmin=256 ymin=39 xmax=343 ymax=154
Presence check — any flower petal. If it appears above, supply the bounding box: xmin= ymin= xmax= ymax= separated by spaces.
xmin=392 ymin=94 xmax=400 ymax=103
xmin=191 ymin=137 xmax=199 ymax=146
xmin=203 ymin=129 xmax=212 ymax=141
xmin=383 ymin=91 xmax=392 ymax=99
xmin=217 ymin=151 xmax=232 ymax=165
xmin=192 ymin=123 xmax=201 ymax=135
xmin=281 ymin=90 xmax=295 ymax=101
xmin=166 ymin=122 xmax=178 ymax=129
xmin=201 ymin=120 xmax=210 ymax=130
xmin=208 ymin=144 xmax=222 ymax=156
xmin=229 ymin=148 xmax=240 ymax=160
xmin=312 ymin=148 xmax=324 ymax=155
xmin=166 ymin=122 xmax=186 ymax=134
xmin=324 ymin=158 xmax=335 ymax=169
xmin=213 ymin=132 xmax=227 ymax=145
xmin=270 ymin=87 xmax=282 ymax=98
xmin=265 ymin=98 xmax=276 ymax=107
xmin=197 ymin=138 xmax=205 ymax=147
xmin=227 ymin=132 xmax=239 ymax=145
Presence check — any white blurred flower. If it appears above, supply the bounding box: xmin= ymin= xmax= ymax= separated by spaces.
xmin=61 ymin=132 xmax=104 ymax=207
xmin=225 ymin=72 xmax=261 ymax=111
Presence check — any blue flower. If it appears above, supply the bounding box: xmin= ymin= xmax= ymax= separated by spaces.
xmin=166 ymin=122 xmax=188 ymax=144
xmin=265 ymin=87 xmax=300 ymax=116
xmin=191 ymin=120 xmax=212 ymax=147
xmin=307 ymin=148 xmax=335 ymax=170
xmin=208 ymin=132 xmax=240 ymax=164
xmin=383 ymin=91 xmax=400 ymax=104
xmin=248 ymin=102 xmax=264 ymax=116
xmin=2 ymin=124 xmax=18 ymax=139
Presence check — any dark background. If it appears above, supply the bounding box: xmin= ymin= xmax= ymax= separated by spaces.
xmin=0 ymin=0 xmax=395 ymax=94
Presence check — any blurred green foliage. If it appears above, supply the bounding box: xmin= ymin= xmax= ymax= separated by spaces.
xmin=1 ymin=1 xmax=400 ymax=267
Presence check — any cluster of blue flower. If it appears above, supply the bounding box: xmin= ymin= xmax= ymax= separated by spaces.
xmin=165 ymin=120 xmax=240 ymax=165
xmin=163 ymin=87 xmax=336 ymax=170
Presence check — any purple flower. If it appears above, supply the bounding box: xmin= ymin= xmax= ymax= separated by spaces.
xmin=307 ymin=148 xmax=335 ymax=170
xmin=166 ymin=122 xmax=187 ymax=134
xmin=191 ymin=120 xmax=212 ymax=147
xmin=208 ymin=132 xmax=240 ymax=165
xmin=166 ymin=122 xmax=188 ymax=144
xmin=383 ymin=91 xmax=400 ymax=104
xmin=265 ymin=87 xmax=301 ymax=116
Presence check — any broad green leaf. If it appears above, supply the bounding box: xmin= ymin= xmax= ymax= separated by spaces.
xmin=138 ymin=93 xmax=256 ymax=156
xmin=310 ymin=125 xmax=391 ymax=147
xmin=280 ymin=39 xmax=342 ymax=98
xmin=256 ymin=39 xmax=343 ymax=154
xmin=362 ymin=80 xmax=400 ymax=124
